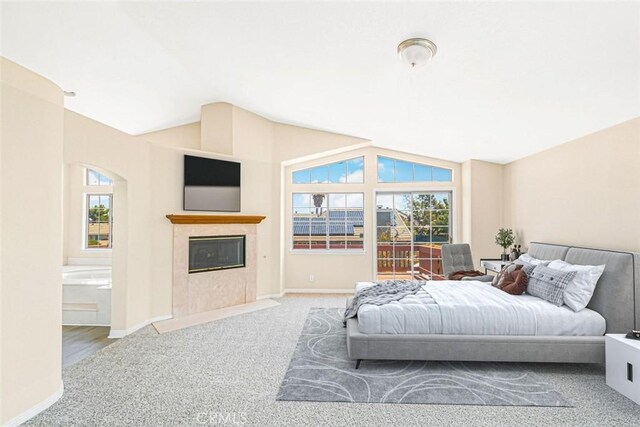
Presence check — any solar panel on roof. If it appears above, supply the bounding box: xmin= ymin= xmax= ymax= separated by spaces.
xmin=293 ymin=210 xmax=363 ymax=236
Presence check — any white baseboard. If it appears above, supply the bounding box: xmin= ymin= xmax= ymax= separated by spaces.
xmin=3 ymin=380 xmax=64 ymax=427
xmin=283 ymin=288 xmax=354 ymax=294
xmin=256 ymin=293 xmax=284 ymax=300
xmin=67 ymin=257 xmax=111 ymax=266
xmin=63 ymin=323 xmax=110 ymax=327
xmin=108 ymin=314 xmax=172 ymax=338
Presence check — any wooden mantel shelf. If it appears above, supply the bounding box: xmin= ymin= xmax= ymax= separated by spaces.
xmin=166 ymin=214 xmax=266 ymax=225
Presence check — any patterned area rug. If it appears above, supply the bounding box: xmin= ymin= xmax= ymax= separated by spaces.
xmin=277 ymin=308 xmax=573 ymax=407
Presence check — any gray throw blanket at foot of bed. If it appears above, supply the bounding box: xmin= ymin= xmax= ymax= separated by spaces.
xmin=343 ymin=279 xmax=426 ymax=324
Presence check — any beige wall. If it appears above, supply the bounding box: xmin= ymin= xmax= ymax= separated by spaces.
xmin=143 ymin=122 xmax=201 ymax=150
xmin=273 ymin=122 xmax=370 ymax=162
xmin=140 ymin=103 xmax=371 ymax=298
xmin=1 ymin=58 xmax=64 ymax=424
xmin=4 ymin=52 xmax=638 ymax=426
xmin=60 ymin=101 xmax=370 ymax=334
xmin=503 ymin=117 xmax=640 ymax=253
xmin=201 ymin=103 xmax=234 ymax=154
xmin=284 ymin=147 xmax=462 ymax=291
xmin=64 ymin=111 xmax=155 ymax=332
xmin=462 ymin=160 xmax=504 ymax=265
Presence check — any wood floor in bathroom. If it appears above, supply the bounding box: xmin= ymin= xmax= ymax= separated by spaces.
xmin=62 ymin=325 xmax=115 ymax=368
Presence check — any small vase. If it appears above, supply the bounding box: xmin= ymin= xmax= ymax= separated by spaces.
xmin=501 ymin=253 xmax=510 ymax=261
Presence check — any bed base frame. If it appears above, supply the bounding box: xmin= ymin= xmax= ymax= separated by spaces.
xmin=347 ymin=318 xmax=604 ymax=368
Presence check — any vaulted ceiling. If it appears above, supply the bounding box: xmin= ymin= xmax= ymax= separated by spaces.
xmin=2 ymin=1 xmax=639 ymax=163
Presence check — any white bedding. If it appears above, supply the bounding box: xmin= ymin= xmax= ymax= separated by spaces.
xmin=355 ymin=281 xmax=606 ymax=336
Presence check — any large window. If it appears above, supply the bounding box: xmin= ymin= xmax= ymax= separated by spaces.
xmin=292 ymin=157 xmax=364 ymax=184
xmin=292 ymin=193 xmax=364 ymax=250
xmin=376 ymin=191 xmax=451 ymax=280
xmin=377 ymin=156 xmax=452 ymax=183
xmin=86 ymin=194 xmax=112 ymax=249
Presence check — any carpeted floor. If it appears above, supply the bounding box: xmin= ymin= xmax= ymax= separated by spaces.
xmin=27 ymin=297 xmax=640 ymax=426
xmin=277 ymin=308 xmax=571 ymax=406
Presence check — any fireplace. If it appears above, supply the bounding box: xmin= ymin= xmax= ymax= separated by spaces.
xmin=167 ymin=215 xmax=265 ymax=318
xmin=188 ymin=235 xmax=246 ymax=273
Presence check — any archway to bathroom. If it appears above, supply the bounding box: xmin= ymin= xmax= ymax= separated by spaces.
xmin=61 ymin=162 xmax=126 ymax=367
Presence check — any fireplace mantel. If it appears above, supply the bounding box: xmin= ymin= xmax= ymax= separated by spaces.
xmin=166 ymin=214 xmax=266 ymax=225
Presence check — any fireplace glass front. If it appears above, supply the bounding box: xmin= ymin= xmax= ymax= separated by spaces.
xmin=188 ymin=235 xmax=246 ymax=273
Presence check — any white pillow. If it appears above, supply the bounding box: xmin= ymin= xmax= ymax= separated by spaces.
xmin=515 ymin=253 xmax=552 ymax=266
xmin=547 ymin=259 xmax=605 ymax=312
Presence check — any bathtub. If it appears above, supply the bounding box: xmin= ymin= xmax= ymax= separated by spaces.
xmin=62 ymin=266 xmax=111 ymax=326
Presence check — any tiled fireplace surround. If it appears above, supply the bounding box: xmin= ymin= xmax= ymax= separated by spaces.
xmin=166 ymin=215 xmax=265 ymax=318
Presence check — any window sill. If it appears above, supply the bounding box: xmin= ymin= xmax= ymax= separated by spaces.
xmin=289 ymin=250 xmax=366 ymax=255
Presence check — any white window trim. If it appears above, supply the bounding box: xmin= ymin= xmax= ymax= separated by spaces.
xmin=82 ymin=168 xmax=114 ymax=252
xmin=84 ymin=193 xmax=113 ymax=250
xmin=376 ymin=155 xmax=453 ymax=184
xmin=291 ymin=155 xmax=366 ymax=185
xmin=86 ymin=168 xmax=113 ymax=186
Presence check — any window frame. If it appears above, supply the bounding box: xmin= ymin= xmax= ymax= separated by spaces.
xmin=372 ymin=188 xmax=456 ymax=280
xmin=82 ymin=168 xmax=113 ymax=251
xmin=291 ymin=156 xmax=365 ymax=185
xmin=82 ymin=192 xmax=113 ymax=252
xmin=376 ymin=156 xmax=453 ymax=183
xmin=85 ymin=193 xmax=113 ymax=250
xmin=86 ymin=168 xmax=113 ymax=186
xmin=291 ymin=192 xmax=366 ymax=254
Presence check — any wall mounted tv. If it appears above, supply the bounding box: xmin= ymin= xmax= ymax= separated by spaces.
xmin=183 ymin=155 xmax=241 ymax=212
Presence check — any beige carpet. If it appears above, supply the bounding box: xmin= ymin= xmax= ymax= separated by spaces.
xmin=153 ymin=299 xmax=280 ymax=334
xmin=26 ymin=297 xmax=640 ymax=426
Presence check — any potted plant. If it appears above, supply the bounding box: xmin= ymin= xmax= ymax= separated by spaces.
xmin=495 ymin=228 xmax=515 ymax=261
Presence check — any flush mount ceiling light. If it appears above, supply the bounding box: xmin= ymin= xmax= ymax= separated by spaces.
xmin=397 ymin=38 xmax=437 ymax=69
xmin=63 ymin=90 xmax=76 ymax=97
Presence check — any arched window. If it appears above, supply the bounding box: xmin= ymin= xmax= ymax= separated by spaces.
xmin=377 ymin=156 xmax=452 ymax=183
xmin=292 ymin=157 xmax=364 ymax=184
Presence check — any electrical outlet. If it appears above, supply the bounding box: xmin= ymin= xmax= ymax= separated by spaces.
xmin=309 ymin=274 xmax=315 ymax=282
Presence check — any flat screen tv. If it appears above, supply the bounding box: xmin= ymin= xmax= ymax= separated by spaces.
xmin=183 ymin=155 xmax=241 ymax=212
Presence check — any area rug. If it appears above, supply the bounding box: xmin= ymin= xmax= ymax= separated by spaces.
xmin=277 ymin=308 xmax=572 ymax=407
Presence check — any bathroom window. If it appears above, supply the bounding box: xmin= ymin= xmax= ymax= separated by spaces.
xmin=86 ymin=194 xmax=112 ymax=249
xmin=86 ymin=169 xmax=113 ymax=186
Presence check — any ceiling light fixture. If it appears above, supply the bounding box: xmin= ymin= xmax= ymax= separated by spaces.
xmin=397 ymin=38 xmax=437 ymax=69
xmin=63 ymin=91 xmax=76 ymax=97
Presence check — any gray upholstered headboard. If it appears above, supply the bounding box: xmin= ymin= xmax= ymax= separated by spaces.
xmin=528 ymin=242 xmax=640 ymax=333
xmin=527 ymin=242 xmax=570 ymax=261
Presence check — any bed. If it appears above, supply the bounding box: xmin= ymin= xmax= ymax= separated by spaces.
xmin=346 ymin=242 xmax=640 ymax=365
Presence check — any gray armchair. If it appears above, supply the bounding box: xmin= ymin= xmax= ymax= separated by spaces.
xmin=441 ymin=243 xmax=493 ymax=282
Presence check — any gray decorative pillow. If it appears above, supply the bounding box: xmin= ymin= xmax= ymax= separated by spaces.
xmin=520 ymin=263 xmax=537 ymax=278
xmin=527 ymin=265 xmax=577 ymax=306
